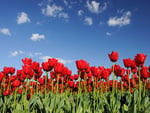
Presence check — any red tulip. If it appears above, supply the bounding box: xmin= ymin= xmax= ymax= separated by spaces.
xmin=32 ymin=61 xmax=40 ymax=72
xmin=42 ymin=61 xmax=52 ymax=72
xmin=108 ymin=51 xmax=118 ymax=62
xmin=4 ymin=90 xmax=9 ymax=96
xmin=48 ymin=58 xmax=58 ymax=67
xmin=22 ymin=57 xmax=32 ymax=65
xmin=54 ymin=62 xmax=64 ymax=73
xmin=134 ymin=53 xmax=146 ymax=66
xmin=123 ymin=58 xmax=132 ymax=68
xmin=22 ymin=64 xmax=32 ymax=75
xmin=13 ymin=80 xmax=21 ymax=87
xmin=74 ymin=74 xmax=79 ymax=80
xmin=3 ymin=67 xmax=10 ymax=75
xmin=9 ymin=67 xmax=15 ymax=75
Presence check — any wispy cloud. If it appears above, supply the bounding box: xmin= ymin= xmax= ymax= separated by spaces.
xmin=11 ymin=51 xmax=18 ymax=57
xmin=108 ymin=11 xmax=131 ymax=27
xmin=42 ymin=4 xmax=69 ymax=19
xmin=30 ymin=33 xmax=45 ymax=41
xmin=78 ymin=10 xmax=84 ymax=16
xmin=17 ymin=12 xmax=30 ymax=24
xmin=34 ymin=52 xmax=42 ymax=56
xmin=106 ymin=32 xmax=112 ymax=36
xmin=84 ymin=17 xmax=93 ymax=26
xmin=40 ymin=56 xmax=74 ymax=64
xmin=86 ymin=0 xmax=107 ymax=14
xmin=0 ymin=28 xmax=11 ymax=36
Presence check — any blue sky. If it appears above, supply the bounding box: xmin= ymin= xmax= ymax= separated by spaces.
xmin=0 ymin=0 xmax=150 ymax=75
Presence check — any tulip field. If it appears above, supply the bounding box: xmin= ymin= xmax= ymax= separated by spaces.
xmin=0 ymin=51 xmax=150 ymax=113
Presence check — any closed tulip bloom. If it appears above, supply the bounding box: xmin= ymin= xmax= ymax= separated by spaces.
xmin=42 ymin=61 xmax=52 ymax=72
xmin=13 ymin=80 xmax=21 ymax=87
xmin=123 ymin=58 xmax=132 ymax=68
xmin=32 ymin=61 xmax=40 ymax=72
xmin=9 ymin=67 xmax=15 ymax=75
xmin=3 ymin=67 xmax=10 ymax=75
xmin=54 ymin=62 xmax=64 ymax=73
xmin=74 ymin=74 xmax=79 ymax=80
xmin=134 ymin=53 xmax=146 ymax=66
xmin=108 ymin=51 xmax=118 ymax=62
xmin=4 ymin=90 xmax=9 ymax=96
xmin=22 ymin=64 xmax=32 ymax=75
xmin=22 ymin=57 xmax=32 ymax=65
xmin=48 ymin=58 xmax=58 ymax=67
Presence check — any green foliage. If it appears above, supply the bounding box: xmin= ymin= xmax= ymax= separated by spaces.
xmin=0 ymin=89 xmax=150 ymax=113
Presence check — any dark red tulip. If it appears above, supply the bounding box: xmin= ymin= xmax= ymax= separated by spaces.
xmin=76 ymin=59 xmax=89 ymax=71
xmin=134 ymin=53 xmax=146 ymax=66
xmin=9 ymin=67 xmax=15 ymax=75
xmin=108 ymin=51 xmax=118 ymax=62
xmin=74 ymin=74 xmax=79 ymax=80
xmin=32 ymin=61 xmax=40 ymax=72
xmin=4 ymin=90 xmax=9 ymax=96
xmin=42 ymin=61 xmax=52 ymax=72
xmin=3 ymin=67 xmax=10 ymax=75
xmin=54 ymin=62 xmax=64 ymax=73
xmin=123 ymin=58 xmax=132 ymax=68
xmin=101 ymin=70 xmax=109 ymax=80
xmin=48 ymin=58 xmax=58 ymax=67
xmin=22 ymin=64 xmax=32 ymax=75
xmin=22 ymin=57 xmax=32 ymax=65
xmin=13 ymin=80 xmax=21 ymax=87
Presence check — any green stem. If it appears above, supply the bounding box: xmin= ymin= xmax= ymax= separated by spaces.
xmin=51 ymin=78 xmax=53 ymax=100
xmin=112 ymin=62 xmax=115 ymax=108
xmin=36 ymin=78 xmax=39 ymax=95
xmin=93 ymin=77 xmax=96 ymax=113
xmin=76 ymin=71 xmax=81 ymax=113
xmin=138 ymin=66 xmax=141 ymax=112
xmin=121 ymin=78 xmax=123 ymax=96
xmin=127 ymin=68 xmax=131 ymax=102
xmin=143 ymin=80 xmax=146 ymax=97
xmin=3 ymin=96 xmax=6 ymax=113
xmin=54 ymin=73 xmax=59 ymax=113
xmin=13 ymin=87 xmax=18 ymax=112
xmin=45 ymin=72 xmax=48 ymax=99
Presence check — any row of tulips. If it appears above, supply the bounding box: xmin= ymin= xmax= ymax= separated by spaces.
xmin=0 ymin=51 xmax=150 ymax=113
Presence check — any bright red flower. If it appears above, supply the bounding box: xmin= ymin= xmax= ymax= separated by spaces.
xmin=76 ymin=59 xmax=89 ymax=71
xmin=4 ymin=90 xmax=9 ymax=96
xmin=3 ymin=67 xmax=10 ymax=75
xmin=0 ymin=72 xmax=5 ymax=82
xmin=16 ymin=70 xmax=22 ymax=77
xmin=123 ymin=58 xmax=132 ymax=68
xmin=91 ymin=66 xmax=102 ymax=77
xmin=22 ymin=64 xmax=32 ymax=75
xmin=22 ymin=57 xmax=32 ymax=65
xmin=48 ymin=58 xmax=58 ymax=67
xmin=42 ymin=61 xmax=52 ymax=72
xmin=62 ymin=67 xmax=68 ymax=75
xmin=68 ymin=81 xmax=74 ymax=88
xmin=13 ymin=80 xmax=21 ymax=87
xmin=54 ymin=62 xmax=64 ymax=73
xmin=141 ymin=66 xmax=149 ymax=80
xmin=74 ymin=74 xmax=79 ymax=80
xmin=101 ymin=70 xmax=109 ymax=80
xmin=134 ymin=53 xmax=146 ymax=66
xmin=108 ymin=51 xmax=118 ymax=62
xmin=32 ymin=61 xmax=40 ymax=72
xmin=9 ymin=67 xmax=15 ymax=75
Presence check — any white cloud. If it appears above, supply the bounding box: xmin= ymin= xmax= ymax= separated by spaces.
xmin=40 ymin=56 xmax=73 ymax=64
xmin=0 ymin=28 xmax=11 ymax=36
xmin=63 ymin=0 xmax=68 ymax=6
xmin=30 ymin=33 xmax=45 ymax=41
xmin=99 ymin=2 xmax=107 ymax=13
xmin=42 ymin=4 xmax=69 ymax=19
xmin=86 ymin=0 xmax=107 ymax=14
xmin=11 ymin=51 xmax=18 ymax=57
xmin=58 ymin=12 xmax=69 ymax=19
xmin=87 ymin=0 xmax=100 ymax=13
xmin=17 ymin=12 xmax=30 ymax=24
xmin=108 ymin=11 xmax=131 ymax=27
xmin=84 ymin=17 xmax=93 ymax=26
xmin=19 ymin=50 xmax=24 ymax=54
xmin=34 ymin=52 xmax=42 ymax=56
xmin=78 ymin=10 xmax=84 ymax=16
xmin=106 ymin=32 xmax=112 ymax=36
